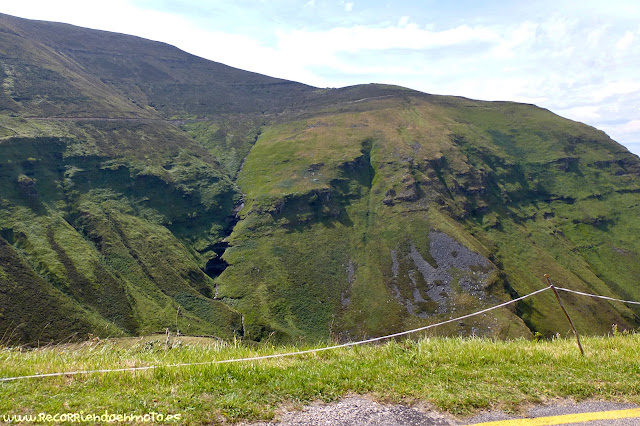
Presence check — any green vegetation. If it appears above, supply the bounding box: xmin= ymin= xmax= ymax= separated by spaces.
xmin=0 ymin=12 xmax=639 ymax=347
xmin=178 ymin=116 xmax=263 ymax=178
xmin=0 ymin=132 xmax=243 ymax=343
xmin=219 ymin=97 xmax=640 ymax=341
xmin=1 ymin=334 xmax=639 ymax=423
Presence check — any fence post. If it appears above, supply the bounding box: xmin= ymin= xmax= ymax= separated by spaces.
xmin=545 ymin=274 xmax=584 ymax=356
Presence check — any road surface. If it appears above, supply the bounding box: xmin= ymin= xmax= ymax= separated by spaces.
xmin=242 ymin=397 xmax=640 ymax=425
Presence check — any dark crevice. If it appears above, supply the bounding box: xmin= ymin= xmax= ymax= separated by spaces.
xmin=203 ymin=241 xmax=230 ymax=279
xmin=201 ymin=124 xmax=260 ymax=281
xmin=201 ymin=153 xmax=250 ymax=280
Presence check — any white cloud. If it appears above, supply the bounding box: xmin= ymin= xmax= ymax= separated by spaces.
xmin=599 ymin=120 xmax=640 ymax=156
xmin=344 ymin=2 xmax=354 ymax=12
xmin=539 ymin=15 xmax=575 ymax=40
xmin=492 ymin=21 xmax=537 ymax=58
xmin=276 ymin=23 xmax=499 ymax=56
xmin=398 ymin=16 xmax=410 ymax=27
xmin=586 ymin=26 xmax=607 ymax=48
xmin=616 ymin=31 xmax=635 ymax=50
xmin=618 ymin=120 xmax=640 ymax=133
xmin=603 ymin=119 xmax=640 ymax=137
xmin=556 ymin=106 xmax=602 ymax=123
xmin=591 ymin=80 xmax=640 ymax=102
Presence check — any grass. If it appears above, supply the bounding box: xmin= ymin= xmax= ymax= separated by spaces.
xmin=1 ymin=334 xmax=639 ymax=424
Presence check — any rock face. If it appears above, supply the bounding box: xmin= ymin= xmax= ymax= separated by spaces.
xmin=1 ymin=13 xmax=640 ymax=345
xmin=390 ymin=231 xmax=495 ymax=318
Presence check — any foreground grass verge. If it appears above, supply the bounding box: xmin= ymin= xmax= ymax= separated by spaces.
xmin=1 ymin=334 xmax=639 ymax=424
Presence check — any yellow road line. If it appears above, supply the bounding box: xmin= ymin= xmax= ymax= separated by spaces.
xmin=466 ymin=408 xmax=640 ymax=425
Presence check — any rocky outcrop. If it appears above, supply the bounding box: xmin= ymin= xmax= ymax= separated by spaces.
xmin=391 ymin=231 xmax=495 ymax=318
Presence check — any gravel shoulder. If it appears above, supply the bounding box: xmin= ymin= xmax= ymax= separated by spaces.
xmin=239 ymin=396 xmax=640 ymax=425
xmin=240 ymin=395 xmax=463 ymax=425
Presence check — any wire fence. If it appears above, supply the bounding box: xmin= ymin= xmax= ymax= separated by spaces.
xmin=1 ymin=284 xmax=638 ymax=383
xmin=556 ymin=287 xmax=640 ymax=305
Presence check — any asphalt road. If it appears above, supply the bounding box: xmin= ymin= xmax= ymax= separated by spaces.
xmin=465 ymin=401 xmax=640 ymax=425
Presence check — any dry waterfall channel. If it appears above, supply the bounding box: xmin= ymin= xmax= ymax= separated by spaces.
xmin=203 ymin=139 xmax=253 ymax=288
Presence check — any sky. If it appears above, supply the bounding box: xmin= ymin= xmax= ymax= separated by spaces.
xmin=3 ymin=0 xmax=640 ymax=156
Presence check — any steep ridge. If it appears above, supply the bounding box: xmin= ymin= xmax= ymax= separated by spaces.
xmin=0 ymin=13 xmax=252 ymax=343
xmin=0 ymin=13 xmax=639 ymax=345
xmin=0 ymin=13 xmax=316 ymax=119
xmin=217 ymin=96 xmax=640 ymax=341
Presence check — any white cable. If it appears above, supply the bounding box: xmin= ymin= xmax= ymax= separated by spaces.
xmin=0 ymin=287 xmax=550 ymax=382
xmin=555 ymin=287 xmax=640 ymax=305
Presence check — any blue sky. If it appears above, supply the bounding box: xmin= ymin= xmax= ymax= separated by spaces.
xmin=3 ymin=0 xmax=640 ymax=156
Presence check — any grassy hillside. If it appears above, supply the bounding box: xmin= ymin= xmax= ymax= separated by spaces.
xmin=1 ymin=334 xmax=639 ymax=423
xmin=218 ymin=95 xmax=640 ymax=341
xmin=0 ymin=12 xmax=316 ymax=119
xmin=0 ymin=16 xmax=250 ymax=341
xmin=0 ymin=130 xmax=245 ymax=342
xmin=0 ymin=13 xmax=638 ymax=346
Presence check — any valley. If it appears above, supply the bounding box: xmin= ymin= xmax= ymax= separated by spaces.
xmin=0 ymin=12 xmax=639 ymax=346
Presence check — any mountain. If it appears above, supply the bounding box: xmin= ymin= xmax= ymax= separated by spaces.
xmin=0 ymin=13 xmax=638 ymax=346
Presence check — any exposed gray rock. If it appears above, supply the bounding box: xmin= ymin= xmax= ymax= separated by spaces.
xmin=342 ymin=261 xmax=356 ymax=308
xmin=346 ymin=261 xmax=356 ymax=284
xmin=392 ymin=231 xmax=495 ymax=318
xmin=428 ymin=231 xmax=492 ymax=272
xmin=341 ymin=292 xmax=351 ymax=308
xmin=390 ymin=249 xmax=399 ymax=278
xmin=409 ymin=244 xmax=452 ymax=314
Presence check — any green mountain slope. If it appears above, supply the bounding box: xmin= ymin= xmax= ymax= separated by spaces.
xmin=219 ymin=96 xmax=640 ymax=341
xmin=0 ymin=13 xmax=638 ymax=345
